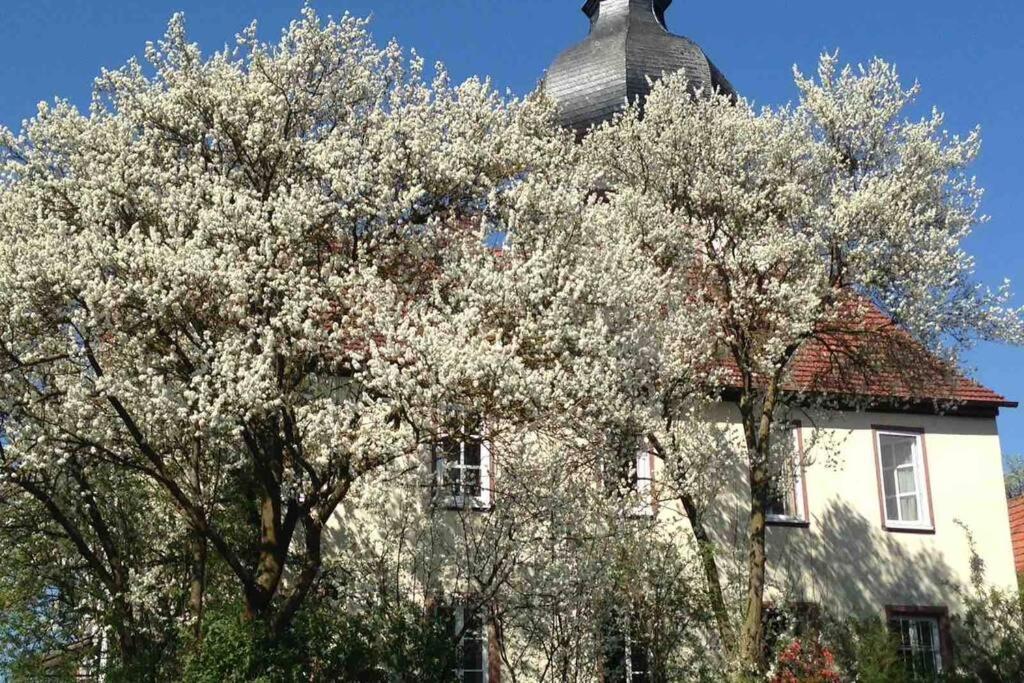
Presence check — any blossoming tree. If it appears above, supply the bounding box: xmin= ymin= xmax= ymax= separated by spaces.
xmin=0 ymin=7 xmax=578 ymax=659
xmin=577 ymin=57 xmax=1022 ymax=674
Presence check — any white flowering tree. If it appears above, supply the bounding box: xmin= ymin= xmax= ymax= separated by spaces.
xmin=578 ymin=56 xmax=1023 ymax=674
xmin=2 ymin=3 xmax=1022 ymax=678
xmin=0 ymin=8 xmax=579 ymax=662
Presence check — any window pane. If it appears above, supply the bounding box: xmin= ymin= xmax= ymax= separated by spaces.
xmin=899 ymin=495 xmax=920 ymax=522
xmin=442 ymin=437 xmax=461 ymax=463
xmin=879 ymin=433 xmax=924 ymax=524
xmin=896 ymin=466 xmax=918 ymax=495
xmin=885 ymin=496 xmax=899 ymax=521
xmin=631 ymin=648 xmax=650 ymax=681
xmin=448 ymin=465 xmax=462 ymax=490
xmin=463 ymin=641 xmax=484 ymax=671
xmin=462 ymin=468 xmax=481 ymax=497
xmin=464 ymin=441 xmax=482 ymax=468
xmin=636 ymin=452 xmax=651 ymax=482
xmin=895 ymin=619 xmax=912 ymax=647
xmin=892 ymin=617 xmax=941 ymax=677
xmin=457 ymin=609 xmax=486 ymax=682
xmin=895 ymin=441 xmax=914 ymax=466
xmin=881 ymin=448 xmax=896 ymax=473
xmin=913 ymin=620 xmax=930 ymax=646
xmin=882 ymin=466 xmax=897 ymax=499
xmin=884 ymin=438 xmax=917 ymax=464
xmin=767 ymin=484 xmax=798 ymax=518
xmin=464 ymin=610 xmax=482 ymax=632
xmin=767 ymin=493 xmax=787 ymax=517
xmin=881 ymin=434 xmax=915 ymax=468
xmin=767 ymin=431 xmax=802 ymax=520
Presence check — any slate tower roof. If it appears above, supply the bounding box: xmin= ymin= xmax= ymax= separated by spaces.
xmin=544 ymin=0 xmax=735 ymax=135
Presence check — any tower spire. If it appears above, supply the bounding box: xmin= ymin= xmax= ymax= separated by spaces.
xmin=582 ymin=0 xmax=672 ymax=30
xmin=545 ymin=0 xmax=734 ymax=135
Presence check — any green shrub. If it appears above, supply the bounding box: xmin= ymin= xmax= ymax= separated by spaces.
xmin=180 ymin=599 xmax=457 ymax=683
xmin=836 ymin=619 xmax=912 ymax=683
xmin=943 ymin=522 xmax=1024 ymax=681
xmin=760 ymin=602 xmax=912 ymax=682
xmin=947 ymin=585 xmax=1024 ymax=682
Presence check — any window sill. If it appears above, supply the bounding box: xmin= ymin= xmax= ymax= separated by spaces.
xmin=766 ymin=517 xmax=810 ymax=529
xmin=883 ymin=523 xmax=935 ymax=535
xmin=436 ymin=498 xmax=493 ymax=513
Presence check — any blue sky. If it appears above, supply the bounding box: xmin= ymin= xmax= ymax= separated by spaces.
xmin=2 ymin=0 xmax=1022 ymax=456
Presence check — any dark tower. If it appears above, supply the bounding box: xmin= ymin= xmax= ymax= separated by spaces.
xmin=544 ymin=0 xmax=735 ymax=135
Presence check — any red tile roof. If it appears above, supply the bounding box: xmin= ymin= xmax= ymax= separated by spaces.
xmin=719 ymin=299 xmax=1015 ymax=410
xmin=1009 ymin=497 xmax=1024 ymax=574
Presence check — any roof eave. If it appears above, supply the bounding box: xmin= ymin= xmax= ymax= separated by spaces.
xmin=718 ymin=386 xmax=1016 ymax=417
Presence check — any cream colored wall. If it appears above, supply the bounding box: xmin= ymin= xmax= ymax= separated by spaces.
xmin=324 ymin=407 xmax=1016 ymax=679
xmin=328 ymin=408 xmax=1018 ymax=618
xmin=673 ymin=405 xmax=1019 ymax=616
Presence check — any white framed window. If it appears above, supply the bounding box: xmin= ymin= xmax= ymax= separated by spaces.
xmin=766 ymin=426 xmax=807 ymax=524
xmin=890 ymin=612 xmax=944 ymax=676
xmin=600 ymin=439 xmax=655 ymax=517
xmin=623 ymin=631 xmax=652 ymax=683
xmin=434 ymin=429 xmax=492 ymax=511
xmin=604 ymin=617 xmax=654 ymax=682
xmin=875 ymin=430 xmax=932 ymax=530
xmin=631 ymin=448 xmax=654 ymax=518
xmin=453 ymin=605 xmax=489 ymax=683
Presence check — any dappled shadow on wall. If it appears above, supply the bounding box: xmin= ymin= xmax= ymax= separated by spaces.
xmin=770 ymin=501 xmax=960 ymax=613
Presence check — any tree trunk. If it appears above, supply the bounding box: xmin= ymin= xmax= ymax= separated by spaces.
xmin=189 ymin=531 xmax=207 ymax=640
xmin=737 ymin=380 xmax=781 ymax=677
xmin=109 ymin=596 xmax=146 ymax=673
xmin=679 ymin=493 xmax=734 ymax=649
xmin=272 ymin=514 xmax=323 ymax=637
xmin=738 ymin=459 xmax=769 ymax=676
xmin=242 ymin=425 xmax=291 ymax=622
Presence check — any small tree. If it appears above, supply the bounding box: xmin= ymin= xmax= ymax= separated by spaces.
xmin=1005 ymin=455 xmax=1024 ymax=499
xmin=0 ymin=436 xmax=188 ymax=674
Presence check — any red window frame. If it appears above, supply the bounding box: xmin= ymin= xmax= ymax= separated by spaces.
xmin=885 ymin=605 xmax=952 ymax=674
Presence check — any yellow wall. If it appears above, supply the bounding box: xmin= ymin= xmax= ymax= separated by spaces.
xmin=684 ymin=406 xmax=1019 ymax=615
